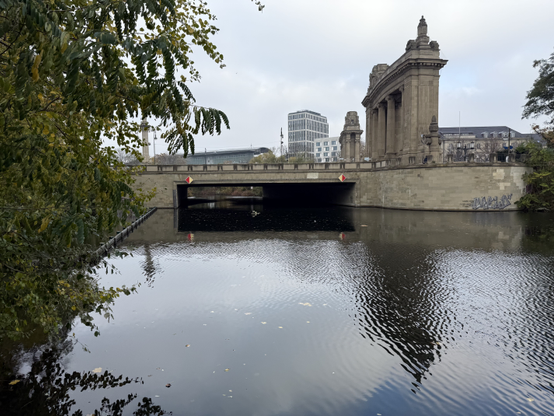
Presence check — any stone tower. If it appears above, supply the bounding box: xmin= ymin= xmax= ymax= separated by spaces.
xmin=141 ymin=119 xmax=150 ymax=162
xmin=339 ymin=111 xmax=363 ymax=162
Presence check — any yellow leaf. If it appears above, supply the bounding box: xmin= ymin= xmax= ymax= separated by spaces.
xmin=9 ymin=380 xmax=20 ymax=385
xmin=31 ymin=53 xmax=42 ymax=82
xmin=38 ymin=217 xmax=50 ymax=233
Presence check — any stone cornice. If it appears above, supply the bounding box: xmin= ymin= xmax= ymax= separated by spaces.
xmin=362 ymin=57 xmax=448 ymax=107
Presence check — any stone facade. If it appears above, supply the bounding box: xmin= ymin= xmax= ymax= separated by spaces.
xmin=339 ymin=111 xmax=363 ymax=162
xmin=362 ymin=16 xmax=447 ymax=165
xmin=132 ymin=163 xmax=530 ymax=211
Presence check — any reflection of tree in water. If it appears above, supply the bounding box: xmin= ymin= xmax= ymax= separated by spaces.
xmin=0 ymin=333 xmax=170 ymax=415
xmin=352 ymin=242 xmax=448 ymax=392
xmin=141 ymin=244 xmax=158 ymax=286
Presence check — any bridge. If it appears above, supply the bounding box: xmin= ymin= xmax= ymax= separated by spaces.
xmin=133 ymin=17 xmax=530 ymax=211
xmin=132 ymin=161 xmax=530 ymax=211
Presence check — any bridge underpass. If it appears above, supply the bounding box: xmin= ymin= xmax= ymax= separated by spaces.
xmin=132 ymin=162 xmax=529 ymax=211
xmin=176 ymin=182 xmax=356 ymax=207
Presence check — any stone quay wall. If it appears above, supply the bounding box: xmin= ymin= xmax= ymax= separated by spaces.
xmin=131 ymin=162 xmax=531 ymax=211
xmin=357 ymin=164 xmax=530 ymax=211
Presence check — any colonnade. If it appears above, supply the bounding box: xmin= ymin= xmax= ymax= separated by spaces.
xmin=367 ymin=91 xmax=405 ymax=163
xmin=361 ymin=17 xmax=447 ymax=166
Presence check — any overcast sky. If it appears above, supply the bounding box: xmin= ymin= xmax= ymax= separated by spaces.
xmin=145 ymin=0 xmax=554 ymax=155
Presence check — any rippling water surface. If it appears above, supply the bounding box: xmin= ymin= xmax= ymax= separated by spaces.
xmin=10 ymin=200 xmax=554 ymax=415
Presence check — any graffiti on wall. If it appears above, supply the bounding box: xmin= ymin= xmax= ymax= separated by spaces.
xmin=472 ymin=194 xmax=512 ymax=210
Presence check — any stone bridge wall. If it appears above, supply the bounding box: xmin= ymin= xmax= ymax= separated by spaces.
xmin=131 ymin=162 xmax=531 ymax=212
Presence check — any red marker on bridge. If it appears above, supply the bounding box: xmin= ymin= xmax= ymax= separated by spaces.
xmin=338 ymin=174 xmax=346 ymax=182
xmin=185 ymin=176 xmax=194 ymax=184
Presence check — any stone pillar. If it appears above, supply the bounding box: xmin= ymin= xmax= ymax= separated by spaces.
xmin=345 ymin=137 xmax=351 ymax=161
xmin=386 ymin=95 xmax=396 ymax=157
xmin=397 ymin=90 xmax=404 ymax=156
xmin=377 ymin=103 xmax=386 ymax=159
xmin=354 ymin=134 xmax=360 ymax=162
xmin=141 ymin=119 xmax=150 ymax=162
xmin=489 ymin=153 xmax=497 ymax=163
xmin=365 ymin=108 xmax=372 ymax=160
xmin=371 ymin=109 xmax=378 ymax=160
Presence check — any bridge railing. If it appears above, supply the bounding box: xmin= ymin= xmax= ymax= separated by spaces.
xmin=142 ymin=162 xmax=369 ymax=172
xmin=138 ymin=159 xmax=519 ymax=173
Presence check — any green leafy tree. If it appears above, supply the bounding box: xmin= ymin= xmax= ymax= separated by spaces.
xmin=249 ymin=149 xmax=285 ymax=164
xmin=518 ymin=51 xmax=554 ymax=210
xmin=0 ymin=0 xmax=262 ymax=339
xmin=287 ymin=153 xmax=313 ymax=163
xmin=516 ymin=142 xmax=554 ymax=211
xmin=523 ymin=50 xmax=554 ymax=148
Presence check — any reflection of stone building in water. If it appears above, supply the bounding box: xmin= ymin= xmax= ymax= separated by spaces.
xmin=362 ymin=17 xmax=447 ymax=165
xmin=287 ymin=110 xmax=329 ymax=159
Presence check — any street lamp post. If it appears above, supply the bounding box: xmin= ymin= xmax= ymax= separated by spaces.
xmin=457 ymin=141 xmax=475 ymax=161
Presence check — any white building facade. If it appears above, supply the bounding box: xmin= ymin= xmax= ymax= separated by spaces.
xmin=287 ymin=110 xmax=329 ymax=159
xmin=315 ymin=137 xmax=340 ymax=162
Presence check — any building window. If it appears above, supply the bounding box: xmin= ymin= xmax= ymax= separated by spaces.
xmin=325 ymin=147 xmax=329 ymax=151
xmin=316 ymin=153 xmax=320 ymax=157
xmin=331 ymin=152 xmax=336 ymax=156
xmin=323 ymin=141 xmax=328 ymax=146
xmin=331 ymin=141 xmax=336 ymax=145
xmin=324 ymin=152 xmax=328 ymax=157
xmin=316 ymin=142 xmax=320 ymax=146
xmin=317 ymin=147 xmax=322 ymax=152
xmin=332 ymin=146 xmax=337 ymax=151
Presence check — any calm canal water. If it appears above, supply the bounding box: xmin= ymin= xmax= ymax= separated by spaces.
xmin=4 ymin=200 xmax=554 ymax=415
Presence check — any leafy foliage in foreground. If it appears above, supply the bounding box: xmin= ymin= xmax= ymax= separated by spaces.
xmin=523 ymin=50 xmax=554 ymax=130
xmin=519 ymin=50 xmax=554 ymax=211
xmin=516 ymin=143 xmax=554 ymax=211
xmin=0 ymin=0 xmax=261 ymax=339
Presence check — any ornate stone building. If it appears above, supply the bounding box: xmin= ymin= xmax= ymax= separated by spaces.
xmin=362 ymin=17 xmax=447 ymax=165
xmin=339 ymin=111 xmax=363 ymax=162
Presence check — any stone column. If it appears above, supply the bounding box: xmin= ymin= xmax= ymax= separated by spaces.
xmin=386 ymin=95 xmax=396 ymax=157
xmin=371 ymin=109 xmax=378 ymax=160
xmin=365 ymin=108 xmax=372 ymax=160
xmin=345 ymin=137 xmax=351 ymax=161
xmin=397 ymin=89 xmax=404 ymax=156
xmin=141 ymin=119 xmax=150 ymax=162
xmin=354 ymin=134 xmax=360 ymax=161
xmin=377 ymin=103 xmax=386 ymax=159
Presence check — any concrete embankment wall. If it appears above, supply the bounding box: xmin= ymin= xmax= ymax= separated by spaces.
xmin=131 ymin=163 xmax=531 ymax=211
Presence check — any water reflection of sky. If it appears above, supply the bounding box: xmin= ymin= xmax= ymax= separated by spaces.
xmin=56 ymin=206 xmax=554 ymax=415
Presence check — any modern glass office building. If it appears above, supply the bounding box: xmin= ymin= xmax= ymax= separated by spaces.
xmin=287 ymin=110 xmax=329 ymax=159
